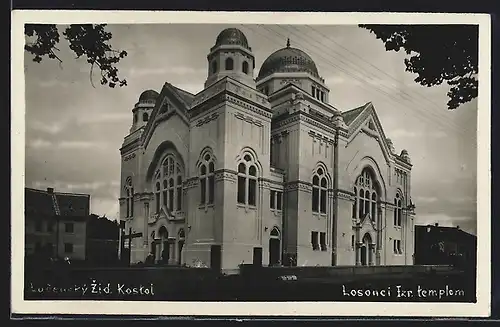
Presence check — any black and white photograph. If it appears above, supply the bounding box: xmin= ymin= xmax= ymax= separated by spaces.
xmin=11 ymin=11 xmax=491 ymax=317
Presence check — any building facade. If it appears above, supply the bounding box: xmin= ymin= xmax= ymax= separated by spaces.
xmin=414 ymin=224 xmax=477 ymax=267
xmin=25 ymin=187 xmax=90 ymax=260
xmin=119 ymin=28 xmax=416 ymax=271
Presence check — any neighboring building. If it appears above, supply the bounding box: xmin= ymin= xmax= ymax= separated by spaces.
xmin=25 ymin=187 xmax=90 ymax=260
xmin=414 ymin=223 xmax=477 ymax=267
xmin=119 ymin=28 xmax=416 ymax=271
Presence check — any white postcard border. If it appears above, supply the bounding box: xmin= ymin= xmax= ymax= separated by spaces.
xmin=11 ymin=10 xmax=492 ymax=317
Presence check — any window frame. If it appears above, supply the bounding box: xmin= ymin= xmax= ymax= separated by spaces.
xmin=312 ymin=167 xmax=328 ymax=214
xmin=64 ymin=222 xmax=74 ymax=234
xmin=199 ymin=152 xmax=216 ymax=207
xmin=270 ymin=190 xmax=283 ymax=211
xmin=320 ymin=232 xmax=327 ymax=251
xmin=124 ymin=177 xmax=134 ymax=218
xmin=153 ymin=154 xmax=184 ymax=214
xmin=64 ymin=242 xmax=73 ymax=253
xmin=225 ymin=57 xmax=234 ymax=71
xmin=311 ymin=231 xmax=319 ymax=251
xmin=236 ymin=154 xmax=259 ymax=207
xmin=242 ymin=61 xmax=249 ymax=74
xmin=394 ymin=193 xmax=403 ymax=227
xmin=353 ymin=168 xmax=379 ymax=222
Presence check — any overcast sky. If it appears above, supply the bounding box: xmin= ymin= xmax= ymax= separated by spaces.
xmin=24 ymin=24 xmax=478 ymax=235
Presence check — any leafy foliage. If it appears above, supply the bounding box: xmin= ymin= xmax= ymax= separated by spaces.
xmin=87 ymin=214 xmax=120 ymax=240
xmin=359 ymin=24 xmax=478 ymax=110
xmin=25 ymin=24 xmax=128 ymax=88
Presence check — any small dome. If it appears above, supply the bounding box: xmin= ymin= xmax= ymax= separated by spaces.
xmin=214 ymin=28 xmax=250 ymax=50
xmin=139 ymin=90 xmax=159 ymax=102
xmin=258 ymin=41 xmax=320 ymax=80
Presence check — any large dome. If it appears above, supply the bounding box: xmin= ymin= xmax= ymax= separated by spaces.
xmin=257 ymin=42 xmax=319 ymax=80
xmin=214 ymin=28 xmax=251 ymax=50
xmin=138 ymin=89 xmax=159 ymax=102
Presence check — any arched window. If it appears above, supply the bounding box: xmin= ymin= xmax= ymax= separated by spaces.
xmin=143 ymin=112 xmax=149 ymax=122
xmin=155 ymin=182 xmax=160 ymax=214
xmin=176 ymin=176 xmax=182 ymax=211
xmin=354 ymin=168 xmax=379 ymax=222
xmin=237 ymin=154 xmax=258 ymax=206
xmin=134 ymin=113 xmax=138 ymax=123
xmin=154 ymin=154 xmax=183 ymax=213
xmin=242 ymin=61 xmax=249 ymax=74
xmin=352 ymin=187 xmax=357 ymax=218
xmin=211 ymin=60 xmax=218 ymax=74
xmin=394 ymin=193 xmax=403 ymax=227
xmin=225 ymin=57 xmax=234 ymax=71
xmin=312 ymin=167 xmax=328 ymax=214
xmin=199 ymin=152 xmax=215 ymax=205
xmin=124 ymin=177 xmax=134 ymax=217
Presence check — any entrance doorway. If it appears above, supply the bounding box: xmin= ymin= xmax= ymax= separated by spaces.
xmin=158 ymin=226 xmax=169 ymax=264
xmin=360 ymin=245 xmax=367 ymax=266
xmin=269 ymin=227 xmax=281 ymax=266
xmin=361 ymin=233 xmax=372 ymax=266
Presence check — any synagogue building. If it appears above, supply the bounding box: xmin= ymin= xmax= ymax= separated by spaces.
xmin=119 ymin=28 xmax=416 ymax=271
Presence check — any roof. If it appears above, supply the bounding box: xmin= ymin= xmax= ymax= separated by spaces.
xmin=415 ymin=225 xmax=477 ymax=243
xmin=341 ymin=103 xmax=368 ymax=125
xmin=214 ymin=28 xmax=251 ymax=51
xmin=169 ymin=84 xmax=195 ymax=106
xmin=138 ymin=89 xmax=159 ymax=102
xmin=258 ymin=44 xmax=320 ymax=80
xmin=25 ymin=187 xmax=90 ymax=218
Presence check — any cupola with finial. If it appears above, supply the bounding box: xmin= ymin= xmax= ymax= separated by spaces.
xmin=205 ymin=28 xmax=256 ymax=89
xmin=256 ymin=36 xmax=329 ymax=103
xmin=130 ymin=89 xmax=158 ymax=133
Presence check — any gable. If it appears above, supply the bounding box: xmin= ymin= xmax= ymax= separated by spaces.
xmin=142 ymin=83 xmax=191 ymax=149
xmin=346 ymin=103 xmax=393 ymax=164
xmin=341 ymin=103 xmax=369 ymax=126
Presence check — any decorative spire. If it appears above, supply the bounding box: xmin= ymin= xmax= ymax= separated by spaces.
xmin=286 ymin=38 xmax=290 ymax=48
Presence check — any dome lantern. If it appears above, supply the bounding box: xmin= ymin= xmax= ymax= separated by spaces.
xmin=205 ymin=28 xmax=256 ymax=89
xmin=131 ymin=89 xmax=158 ymax=133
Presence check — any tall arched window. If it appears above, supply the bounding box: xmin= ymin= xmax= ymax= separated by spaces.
xmin=237 ymin=154 xmax=258 ymax=206
xmin=154 ymin=154 xmax=184 ymax=213
xmin=312 ymin=167 xmax=328 ymax=214
xmin=143 ymin=112 xmax=149 ymax=122
xmin=124 ymin=177 xmax=134 ymax=217
xmin=354 ymin=168 xmax=379 ymax=222
xmin=176 ymin=176 xmax=182 ymax=211
xmin=199 ymin=152 xmax=215 ymax=205
xmin=242 ymin=61 xmax=249 ymax=74
xmin=394 ymin=193 xmax=403 ymax=227
xmin=352 ymin=187 xmax=357 ymax=218
xmin=211 ymin=60 xmax=218 ymax=74
xmin=155 ymin=182 xmax=161 ymax=214
xmin=225 ymin=57 xmax=234 ymax=70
